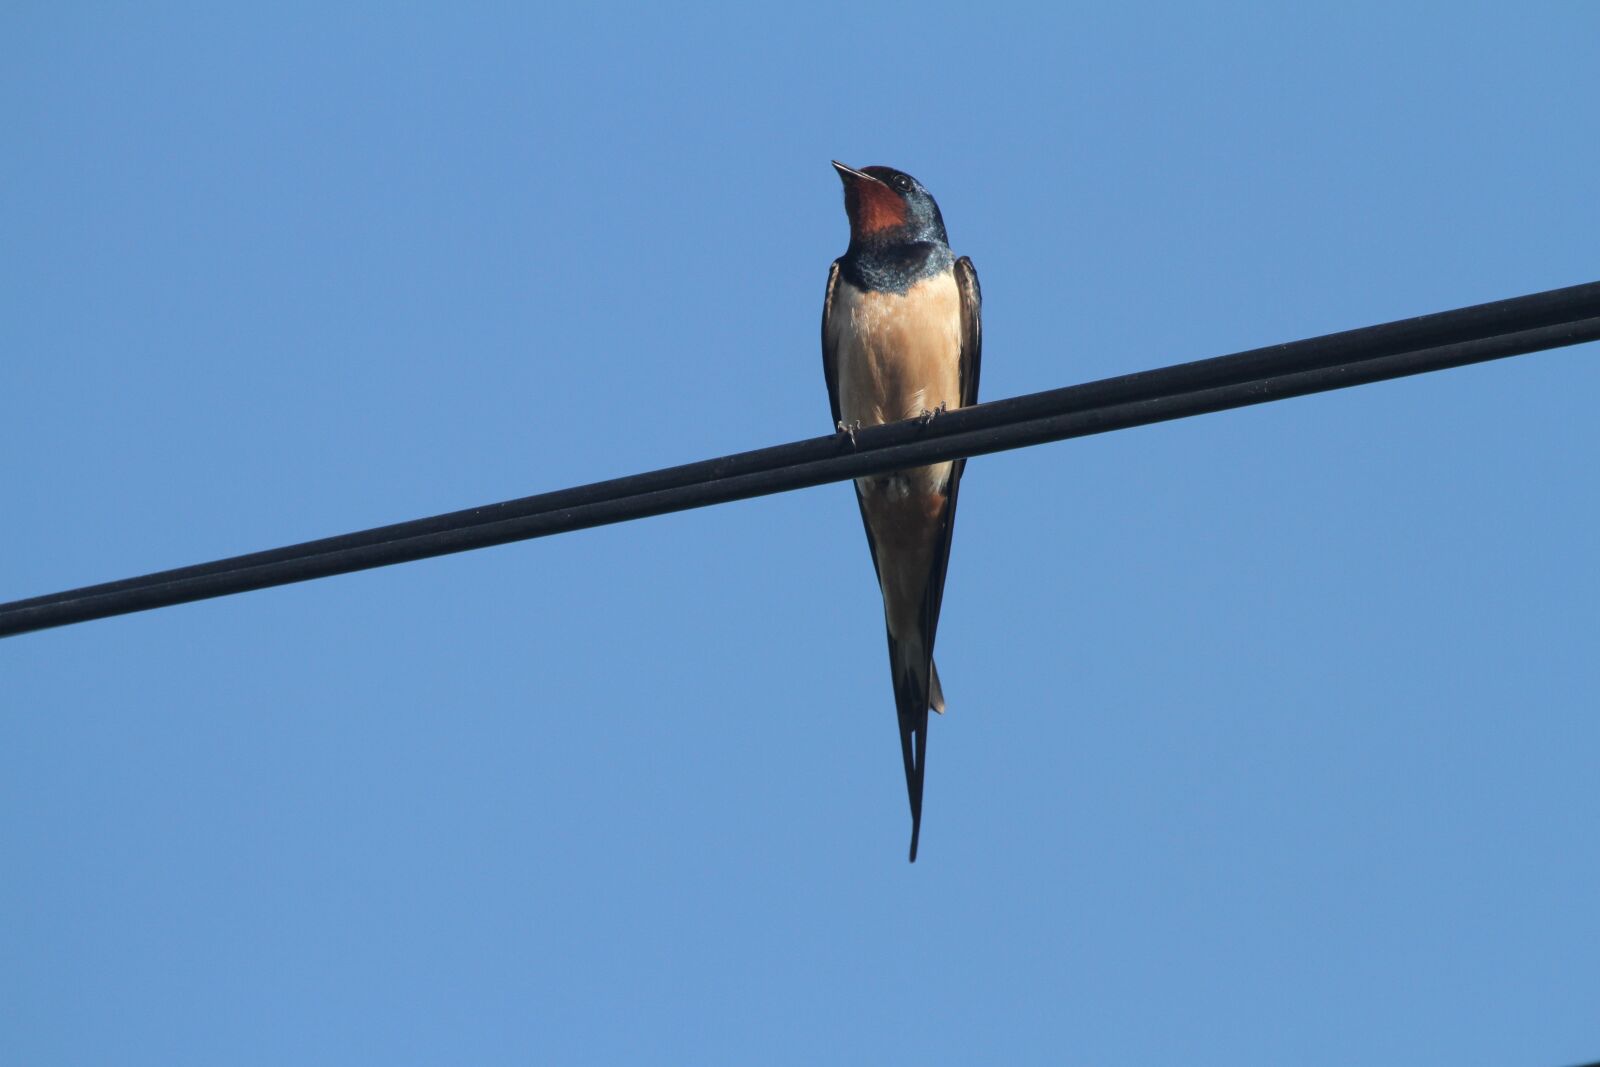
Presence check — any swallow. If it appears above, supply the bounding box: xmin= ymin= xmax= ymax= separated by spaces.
xmin=821 ymin=162 xmax=981 ymax=861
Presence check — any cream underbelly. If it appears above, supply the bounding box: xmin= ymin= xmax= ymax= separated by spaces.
xmin=828 ymin=270 xmax=964 ymax=638
xmin=829 ymin=271 xmax=964 ymax=431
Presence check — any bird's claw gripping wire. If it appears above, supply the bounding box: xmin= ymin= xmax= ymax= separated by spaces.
xmin=836 ymin=419 xmax=862 ymax=447
xmin=918 ymin=401 xmax=948 ymax=426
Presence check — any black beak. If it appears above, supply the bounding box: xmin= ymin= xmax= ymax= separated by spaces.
xmin=832 ymin=160 xmax=884 ymax=186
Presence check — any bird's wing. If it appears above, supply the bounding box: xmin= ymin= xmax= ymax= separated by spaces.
xmin=821 ymin=260 xmax=845 ymax=429
xmin=891 ymin=257 xmax=980 ymax=861
xmin=921 ymin=255 xmax=982 ymax=647
xmin=956 ymin=256 xmax=982 ymax=410
xmin=896 ymin=256 xmax=980 ymax=861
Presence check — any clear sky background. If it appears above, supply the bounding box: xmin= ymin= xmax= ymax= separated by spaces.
xmin=4 ymin=4 xmax=1598 ymax=1065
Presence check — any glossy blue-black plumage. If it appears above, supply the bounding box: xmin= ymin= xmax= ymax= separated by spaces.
xmin=836 ymin=166 xmax=955 ymax=295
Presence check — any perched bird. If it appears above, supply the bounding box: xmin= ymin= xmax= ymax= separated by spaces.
xmin=821 ymin=162 xmax=981 ymax=862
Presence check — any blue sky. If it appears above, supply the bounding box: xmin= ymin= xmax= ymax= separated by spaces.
xmin=4 ymin=4 xmax=1598 ymax=1064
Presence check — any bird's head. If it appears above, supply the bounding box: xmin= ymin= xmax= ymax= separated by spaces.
xmin=832 ymin=162 xmax=948 ymax=249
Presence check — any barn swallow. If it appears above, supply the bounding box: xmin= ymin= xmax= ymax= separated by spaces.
xmin=821 ymin=162 xmax=981 ymax=861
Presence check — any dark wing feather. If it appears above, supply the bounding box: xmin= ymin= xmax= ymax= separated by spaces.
xmin=920 ymin=256 xmax=982 ymax=648
xmin=901 ymin=256 xmax=980 ymax=862
xmin=821 ymin=261 xmax=844 ymax=428
xmin=955 ymin=256 xmax=982 ymax=410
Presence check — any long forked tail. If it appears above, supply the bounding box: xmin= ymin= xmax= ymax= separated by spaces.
xmin=897 ymin=708 xmax=928 ymax=862
xmin=890 ymin=637 xmax=938 ymax=862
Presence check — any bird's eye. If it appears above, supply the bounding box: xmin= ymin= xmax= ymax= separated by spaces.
xmin=894 ymin=175 xmax=911 ymax=190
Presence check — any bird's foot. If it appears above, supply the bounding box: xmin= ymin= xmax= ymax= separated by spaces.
xmin=836 ymin=419 xmax=862 ymax=447
xmin=918 ymin=401 xmax=948 ymax=426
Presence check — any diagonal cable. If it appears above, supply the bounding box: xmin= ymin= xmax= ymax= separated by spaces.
xmin=3 ymin=282 xmax=1597 ymax=638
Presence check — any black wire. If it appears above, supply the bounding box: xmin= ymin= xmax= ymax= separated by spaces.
xmin=4 ymin=281 xmax=1598 ymax=638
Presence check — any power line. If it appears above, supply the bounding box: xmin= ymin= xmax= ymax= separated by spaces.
xmin=4 ymin=281 xmax=1598 ymax=639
